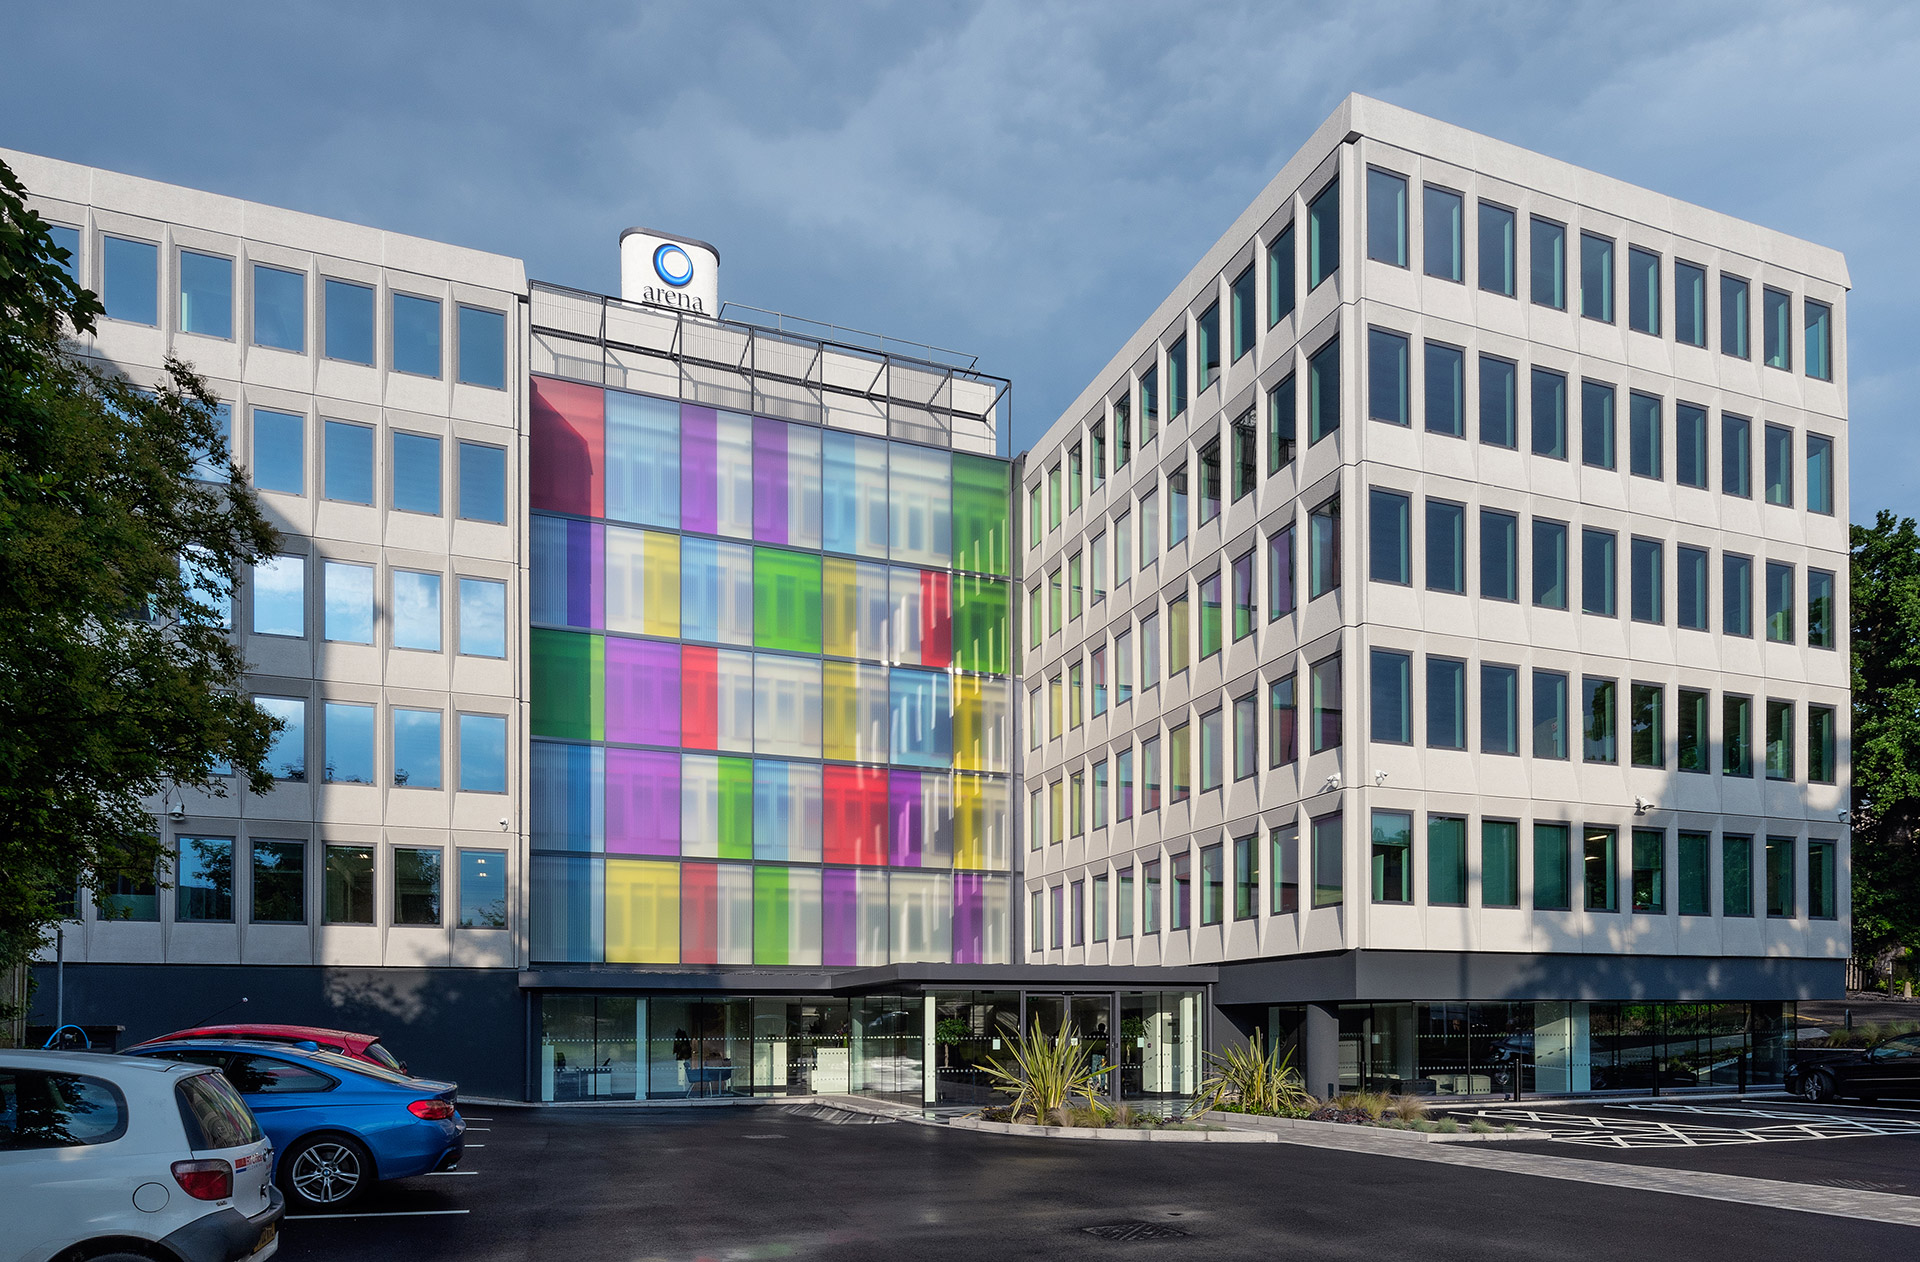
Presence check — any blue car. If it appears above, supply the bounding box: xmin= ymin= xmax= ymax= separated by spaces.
xmin=127 ymin=1038 xmax=464 ymax=1212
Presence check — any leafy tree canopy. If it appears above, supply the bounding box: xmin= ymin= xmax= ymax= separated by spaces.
xmin=1851 ymin=510 xmax=1920 ymax=961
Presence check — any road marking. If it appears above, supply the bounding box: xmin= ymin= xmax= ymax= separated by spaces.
xmin=288 ymin=1209 xmax=471 ymax=1220
xmin=1454 ymin=1105 xmax=1920 ymax=1148
xmin=465 ymin=1143 xmax=486 ymax=1148
xmin=425 ymin=1170 xmax=478 ymax=1176
xmin=465 ymin=1127 xmax=490 ymax=1132
xmin=463 ymin=1116 xmax=493 ymax=1121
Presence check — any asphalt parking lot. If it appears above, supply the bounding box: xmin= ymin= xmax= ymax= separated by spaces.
xmin=277 ymin=1097 xmax=1920 ymax=1261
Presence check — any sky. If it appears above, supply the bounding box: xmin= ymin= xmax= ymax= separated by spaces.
xmin=4 ymin=0 xmax=1916 ymax=523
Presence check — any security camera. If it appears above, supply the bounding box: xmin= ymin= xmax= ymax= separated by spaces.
xmin=1374 ymin=770 xmax=1388 ymax=787
xmin=1838 ymin=809 xmax=1852 ymax=825
xmin=1323 ymin=772 xmax=1341 ymax=793
xmin=169 ymin=805 xmax=186 ymax=822
xmin=1634 ymin=796 xmax=1652 ymax=816
xmin=499 ymin=817 xmax=511 ymax=831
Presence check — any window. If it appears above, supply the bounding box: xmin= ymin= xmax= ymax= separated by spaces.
xmin=1270 ymin=223 xmax=1297 ymax=324
xmin=1231 ymin=550 xmax=1255 ymax=641
xmin=1268 ymin=374 xmax=1297 ymax=473
xmin=1533 ymin=519 xmax=1568 ymax=610
xmin=1581 ymin=380 xmax=1615 ymax=470
xmin=1091 ymin=646 xmax=1108 ymax=717
xmin=1809 ymin=840 xmax=1837 ymax=919
xmin=1631 ymin=830 xmax=1665 ymax=912
xmin=1091 ymin=422 xmax=1106 ymax=490
xmin=1233 ymin=691 xmax=1258 ymax=781
xmin=456 ymin=849 xmax=508 ymax=929
xmin=252 ymin=264 xmax=305 ymax=352
xmin=1627 ymin=247 xmax=1660 ymax=335
xmin=1765 ymin=561 xmax=1794 ymax=643
xmin=1581 ymin=528 xmax=1616 ymax=617
xmin=392 ymin=707 xmax=443 ymax=788
xmin=1141 ymin=612 xmax=1159 ymax=692
xmin=1071 ymin=880 xmax=1086 ymax=945
xmin=1480 ymin=356 xmax=1517 ymax=447
xmin=1199 ymin=300 xmax=1222 ymax=388
xmin=1069 ymin=663 xmax=1084 ymax=729
xmin=1724 ymin=694 xmax=1753 ymax=778
xmin=1069 ymin=443 xmax=1084 ymax=512
xmin=1117 ymin=747 xmax=1135 ymax=821
xmin=458 ymin=441 xmax=507 ymax=523
xmin=1371 ymin=810 xmax=1412 ymax=903
xmin=1766 ymin=836 xmax=1795 ymax=917
xmin=1583 ymin=677 xmax=1617 ymax=764
xmin=179 ymin=250 xmax=233 ymax=338
xmin=1143 ymin=861 xmax=1162 ymax=934
xmin=1722 ymin=275 xmax=1751 ymax=358
xmin=1229 ymin=833 xmax=1260 ymax=920
xmin=1269 ymin=674 xmax=1298 ymax=767
xmin=1310 ymin=654 xmax=1342 ymax=754
xmin=1369 ymin=488 xmax=1411 ymax=584
xmin=1765 ymin=700 xmax=1794 ymax=782
xmin=1677 ymin=688 xmax=1710 ymax=773
xmin=1371 ymin=649 xmax=1412 ymax=744
xmin=458 ymin=577 xmax=507 ymax=658
xmin=1027 ymin=484 xmax=1042 ymax=542
xmin=460 ymin=713 xmax=509 ymax=793
xmin=1200 ymin=844 xmax=1224 ymax=926
xmin=1484 ymin=821 xmax=1520 ymax=907
xmin=1048 ymin=569 xmax=1062 ymax=634
xmin=1069 ymin=552 xmax=1084 ymax=622
xmin=1677 ymin=832 xmax=1711 ymax=916
xmin=1309 ymin=179 xmax=1340 ymax=289
xmin=1428 ymin=657 xmax=1466 ymax=751
xmin=1676 ymin=404 xmax=1708 ymax=488
xmin=1481 ymin=509 xmax=1517 ymax=601
xmin=324 ymin=701 xmax=375 ymax=784
xmin=1308 ymin=337 xmax=1340 ymax=444
xmin=1071 ymin=769 xmax=1086 ymax=834
xmin=1806 ymin=433 xmax=1835 ymax=515
xmin=1630 ymin=537 xmax=1663 ymax=624
xmin=1092 ymin=872 xmax=1110 ymax=942
xmin=1724 ymin=835 xmax=1754 ymax=917
xmin=48 ymin=224 xmax=80 ymax=282
xmin=1269 ymin=524 xmax=1295 ymax=619
xmin=1763 ymin=287 xmax=1792 ymax=370
xmin=252 ymin=555 xmax=306 ymax=637
xmin=1047 ymin=464 xmax=1063 ymax=531
xmin=1584 ymin=827 xmax=1618 ymax=912
xmin=1675 ymin=261 xmax=1707 ymax=347
xmin=1482 ymin=664 xmax=1518 ymax=755
xmin=1271 ymin=824 xmax=1299 ymax=914
xmin=1231 ymin=411 xmax=1256 ymax=502
xmin=1197 ymin=438 xmax=1220 ymax=525
xmin=324 ymin=278 xmax=374 ymax=365
xmin=1534 ymin=823 xmax=1571 ymax=911
xmin=1429 ymin=816 xmax=1467 ymax=906
xmin=1367 ymin=169 xmax=1408 ymax=266
xmin=1763 ymin=425 xmax=1794 ymax=507
xmin=1723 ymin=414 xmax=1752 ymax=497
xmin=393 ymin=570 xmax=443 ymax=652
xmin=1169 ymin=335 xmax=1189 ymax=419
xmin=1630 ymin=684 xmax=1664 ymax=768
xmin=257 ymin=697 xmax=307 ymax=781
xmin=1116 ymin=628 xmax=1134 ymax=703
xmin=1142 ymin=736 xmax=1162 ymax=811
xmin=323 ymin=560 xmax=374 ymax=643
xmin=1628 ymin=393 xmax=1662 ymax=480
xmin=1417 ymin=187 xmax=1463 ymax=283
xmin=1479 ymin=202 xmax=1515 ymax=295
xmin=1029 ymin=888 xmax=1044 ymax=952
xmin=1808 ymin=569 xmax=1835 ymax=650
xmin=1170 ymin=721 xmax=1193 ymax=802
xmin=1676 ymin=547 xmax=1709 ymax=631
xmin=1724 ymin=553 xmax=1753 ymax=637
xmin=324 ymin=845 xmax=375 ymax=925
xmin=1115 ymin=511 xmax=1132 ymax=583
xmin=392 ymin=431 xmax=442 ymax=516
xmin=393 ymin=847 xmax=442 ymax=927
xmin=1168 ymin=591 xmax=1191 ymax=675
xmin=1531 ymin=368 xmax=1567 ymax=460
xmin=1172 ymin=854 xmax=1192 ymax=931
xmin=1426 ymin=499 xmax=1465 ymax=594
xmin=1580 ymin=233 xmax=1613 ymax=323
xmin=1116 ymin=868 xmax=1135 ymax=937
xmin=1368 ymin=328 xmax=1410 ymax=426
xmin=102 ymin=234 xmax=158 ymax=324
xmin=393 ymin=293 xmax=443 ymax=377
xmin=1311 ymin=813 xmax=1343 ymax=907
xmin=1048 ymin=779 xmax=1063 ymax=842
xmin=1309 ymin=495 xmax=1340 ymax=597
xmin=323 ymin=420 xmax=374 ymax=504
xmin=252 ymin=408 xmax=304 ymax=495
xmin=1808 ymin=705 xmax=1837 ymax=784
xmin=1093 ymin=759 xmax=1109 ymax=828
xmin=1805 ymin=299 xmax=1832 ymax=381
xmin=176 ymin=837 xmax=233 ymax=922
xmin=1048 ymin=675 xmax=1062 ymax=739
xmin=1425 ymin=342 xmax=1465 ymax=437
xmin=458 ymin=305 xmax=507 ymax=389
xmin=1530 ymin=218 xmax=1566 ymax=309
xmin=251 ymin=840 xmax=305 ymax=924
xmin=1168 ymin=465 xmax=1188 ymax=546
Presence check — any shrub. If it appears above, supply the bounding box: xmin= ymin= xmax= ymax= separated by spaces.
xmin=979 ymin=1016 xmax=1110 ymax=1126
xmin=1470 ymin=1117 xmax=1493 ymax=1134
xmin=1387 ymin=1094 xmax=1428 ymax=1122
xmin=1190 ymin=1032 xmax=1314 ymax=1119
xmin=1437 ymin=1118 xmax=1460 ymax=1134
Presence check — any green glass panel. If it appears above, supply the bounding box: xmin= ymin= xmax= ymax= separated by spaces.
xmin=718 ymin=756 xmax=753 ymax=860
xmin=952 ymin=453 xmax=1011 ymax=577
xmin=531 ymin=629 xmax=600 ymax=740
xmin=953 ymin=575 xmax=1010 ymax=674
xmin=754 ymin=864 xmax=790 ymax=965
xmin=753 ymin=547 xmax=823 ymax=653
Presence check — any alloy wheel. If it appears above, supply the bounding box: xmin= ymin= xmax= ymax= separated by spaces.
xmin=290 ymin=1141 xmax=364 ymax=1205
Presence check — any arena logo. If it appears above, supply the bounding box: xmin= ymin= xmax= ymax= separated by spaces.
xmin=642 ymin=243 xmax=706 ymax=312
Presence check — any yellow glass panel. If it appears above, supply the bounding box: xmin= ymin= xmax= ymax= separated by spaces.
xmin=822 ymin=660 xmax=859 ymax=761
xmin=954 ymin=773 xmax=985 ymax=869
xmin=606 ymin=859 xmax=679 ymax=964
xmin=822 ymin=557 xmax=858 ymax=657
xmin=642 ymin=532 xmax=680 ymax=638
xmin=953 ymin=675 xmax=985 ymax=772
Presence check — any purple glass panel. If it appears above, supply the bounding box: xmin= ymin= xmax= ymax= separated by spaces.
xmin=889 ymin=770 xmax=924 ymax=867
xmin=753 ymin=418 xmax=789 ymax=544
xmin=821 ymin=867 xmax=859 ymax=966
xmin=606 ymin=748 xmax=679 ymax=855
xmin=605 ymin=637 xmax=679 ymax=746
xmin=681 ymin=405 xmax=719 ymax=535
xmin=566 ymin=520 xmax=604 ymax=629
xmin=952 ymin=873 xmax=985 ymax=965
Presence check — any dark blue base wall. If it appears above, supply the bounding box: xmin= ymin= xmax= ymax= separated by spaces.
xmin=29 ymin=964 xmax=525 ymax=1100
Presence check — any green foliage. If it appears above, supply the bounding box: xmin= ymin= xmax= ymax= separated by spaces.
xmin=1851 ymin=511 xmax=1920 ymax=962
xmin=933 ymin=1017 xmax=971 ymax=1045
xmin=1191 ymin=1031 xmax=1313 ymax=1118
xmin=0 ymin=158 xmax=280 ymax=1011
xmin=979 ymin=1017 xmax=1110 ymax=1126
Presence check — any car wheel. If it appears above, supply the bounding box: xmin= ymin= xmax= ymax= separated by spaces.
xmin=282 ymin=1133 xmax=375 ymax=1211
xmin=1801 ymin=1071 xmax=1836 ymax=1103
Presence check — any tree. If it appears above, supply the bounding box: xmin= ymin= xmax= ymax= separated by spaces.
xmin=1850 ymin=510 xmax=1920 ymax=974
xmin=0 ymin=158 xmax=280 ymax=1022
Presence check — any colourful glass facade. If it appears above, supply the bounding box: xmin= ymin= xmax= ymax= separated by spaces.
xmin=529 ymin=377 xmax=1015 ymax=968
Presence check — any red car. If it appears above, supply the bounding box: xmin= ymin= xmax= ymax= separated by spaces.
xmin=131 ymin=1023 xmax=407 ymax=1073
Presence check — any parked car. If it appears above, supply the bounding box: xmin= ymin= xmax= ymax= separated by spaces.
xmin=125 ymin=1040 xmax=462 ymax=1212
xmin=1788 ymin=1032 xmax=1920 ymax=1102
xmin=0 ymin=1048 xmax=282 ymax=1262
xmin=131 ymin=1024 xmax=406 ymax=1073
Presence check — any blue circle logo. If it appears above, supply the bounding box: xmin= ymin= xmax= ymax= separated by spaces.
xmin=653 ymin=243 xmax=694 ymax=288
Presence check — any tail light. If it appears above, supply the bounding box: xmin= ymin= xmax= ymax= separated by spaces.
xmin=172 ymin=1159 xmax=234 ymax=1201
xmin=408 ymin=1099 xmax=457 ymax=1120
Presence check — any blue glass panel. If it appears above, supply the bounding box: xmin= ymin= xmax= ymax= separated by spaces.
xmin=459 ymin=441 xmax=507 ymax=523
xmin=393 ymin=293 xmax=443 ymax=377
xmin=324 ymin=701 xmax=375 ymax=784
xmin=458 ymin=305 xmax=506 ymax=388
xmin=324 ymin=420 xmax=374 ymax=504
xmin=252 ymin=263 xmax=305 ymax=351
xmin=459 ymin=578 xmax=507 ymax=658
xmin=460 ymin=714 xmax=508 ymax=793
xmin=392 ymin=708 xmax=443 ymax=789
xmin=103 ymin=236 xmax=157 ymax=324
xmin=531 ymin=741 xmax=604 ymax=851
xmin=531 ymin=853 xmax=603 ymax=961
xmin=179 ymin=251 xmax=233 ymax=338
xmin=823 ymin=430 xmax=889 ymax=557
xmin=889 ymin=668 xmax=953 ymax=768
xmin=392 ymin=431 xmax=442 ymax=515
xmin=47 ymin=225 xmax=79 ymax=281
xmin=252 ymin=408 xmax=304 ymax=494
xmin=324 ymin=278 xmax=375 ymax=365
xmin=605 ymin=390 xmax=680 ymax=528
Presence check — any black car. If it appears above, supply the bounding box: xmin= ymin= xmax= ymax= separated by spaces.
xmin=1787 ymin=1032 xmax=1920 ymax=1102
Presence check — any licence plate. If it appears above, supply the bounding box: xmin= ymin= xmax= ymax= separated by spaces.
xmin=254 ymin=1224 xmax=277 ymax=1254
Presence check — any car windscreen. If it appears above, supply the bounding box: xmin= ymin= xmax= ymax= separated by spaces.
xmin=364 ymin=1041 xmax=405 ymax=1072
xmin=297 ymin=1046 xmax=420 ymax=1086
xmin=175 ymin=1070 xmax=262 ymax=1149
xmin=0 ymin=1069 xmax=129 ymax=1150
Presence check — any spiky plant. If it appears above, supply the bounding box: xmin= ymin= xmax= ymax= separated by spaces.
xmin=1190 ymin=1031 xmax=1312 ymax=1118
xmin=979 ymin=1017 xmax=1110 ymax=1126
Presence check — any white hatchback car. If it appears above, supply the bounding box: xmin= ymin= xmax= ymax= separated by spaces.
xmin=0 ymin=1049 xmax=283 ymax=1262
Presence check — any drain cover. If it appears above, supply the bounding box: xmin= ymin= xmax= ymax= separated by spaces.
xmin=1082 ymin=1222 xmax=1189 ymax=1241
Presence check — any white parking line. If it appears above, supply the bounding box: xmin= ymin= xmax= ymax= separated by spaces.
xmin=465 ymin=1143 xmax=486 ymax=1148
xmin=424 ymin=1170 xmax=478 ymax=1176
xmin=289 ymin=1209 xmax=471 ymax=1220
xmin=463 ymin=1116 xmax=493 ymax=1121
xmin=466 ymin=1127 xmax=490 ymax=1132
